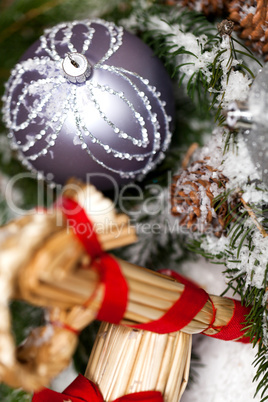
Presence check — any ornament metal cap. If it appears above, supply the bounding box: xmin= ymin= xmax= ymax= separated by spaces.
xmin=224 ymin=101 xmax=253 ymax=129
xmin=62 ymin=52 xmax=92 ymax=83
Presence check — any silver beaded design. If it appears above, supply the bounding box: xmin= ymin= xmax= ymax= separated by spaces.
xmin=2 ymin=19 xmax=172 ymax=181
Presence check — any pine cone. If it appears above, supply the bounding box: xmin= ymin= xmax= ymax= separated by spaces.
xmin=228 ymin=0 xmax=268 ymax=59
xmin=167 ymin=0 xmax=268 ymax=59
xmin=167 ymin=0 xmax=228 ymax=16
xmin=171 ymin=158 xmax=232 ymax=237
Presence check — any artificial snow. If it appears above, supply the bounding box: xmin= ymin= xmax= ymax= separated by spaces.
xmin=220 ymin=70 xmax=252 ymax=106
xmin=48 ymin=6 xmax=268 ymax=400
xmin=180 ymin=258 xmax=262 ymax=402
xmin=197 ymin=128 xmax=263 ymax=195
xmin=222 ymin=134 xmax=260 ymax=187
xmin=195 ymin=128 xmax=268 ymax=290
xmin=145 ymin=15 xmax=216 ymax=83
xmin=240 ymin=5 xmax=258 ymax=19
xmin=126 ymin=10 xmax=253 ymax=111
xmin=52 ymin=258 xmax=263 ymax=401
xmin=182 ymin=335 xmax=259 ymax=402
xmin=227 ymin=226 xmax=268 ymax=289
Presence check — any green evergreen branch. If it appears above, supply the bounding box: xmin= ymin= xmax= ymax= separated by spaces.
xmin=231 ymin=37 xmax=263 ymax=67
xmin=129 ymin=5 xmax=268 ymax=396
xmin=0 ymin=0 xmax=267 ymax=399
xmin=188 ymin=182 xmax=268 ymax=399
xmin=127 ymin=4 xmax=261 ymax=121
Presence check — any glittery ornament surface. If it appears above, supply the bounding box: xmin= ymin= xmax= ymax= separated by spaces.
xmin=2 ymin=19 xmax=174 ymax=190
xmin=245 ymin=65 xmax=268 ymax=186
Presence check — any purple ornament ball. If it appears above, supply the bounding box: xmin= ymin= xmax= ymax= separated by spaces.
xmin=3 ymin=19 xmax=174 ymax=190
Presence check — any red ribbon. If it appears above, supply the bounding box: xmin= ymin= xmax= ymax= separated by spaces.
xmin=32 ymin=374 xmax=163 ymax=402
xmin=58 ymin=197 xmax=103 ymax=260
xmin=205 ymin=299 xmax=251 ymax=342
xmin=132 ymin=269 xmax=208 ymax=334
xmin=59 ymin=197 xmax=128 ymax=324
xmin=58 ymin=197 xmax=250 ymax=341
xmin=156 ymin=271 xmax=250 ymax=342
xmin=94 ymin=254 xmax=128 ymax=323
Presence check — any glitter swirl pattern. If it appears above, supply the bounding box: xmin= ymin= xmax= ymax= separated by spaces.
xmin=2 ymin=19 xmax=173 ymax=183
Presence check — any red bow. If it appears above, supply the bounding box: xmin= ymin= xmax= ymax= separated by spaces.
xmin=32 ymin=374 xmax=163 ymax=402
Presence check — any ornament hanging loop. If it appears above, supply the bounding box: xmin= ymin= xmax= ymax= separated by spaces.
xmin=67 ymin=52 xmax=80 ymax=68
xmin=62 ymin=52 xmax=92 ymax=83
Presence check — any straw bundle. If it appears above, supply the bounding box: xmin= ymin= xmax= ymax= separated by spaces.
xmin=0 ymin=178 xmax=233 ymax=338
xmin=17 ymin=251 xmax=234 ymax=336
xmin=0 ymin=179 xmax=136 ymax=307
xmin=12 ymin=250 xmax=235 ymax=392
xmin=85 ymin=322 xmax=191 ymax=402
xmin=0 ymin=178 xmax=245 ymax=393
xmin=0 ymin=179 xmax=136 ymax=391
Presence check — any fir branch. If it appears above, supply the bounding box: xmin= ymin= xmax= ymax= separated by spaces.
xmin=121 ymin=3 xmax=260 ymax=120
xmin=145 ymin=20 xmax=268 ymax=387
xmin=0 ymin=385 xmax=31 ymax=402
xmin=187 ymin=171 xmax=268 ymax=400
xmin=198 ymin=212 xmax=268 ymax=400
xmin=1 ymin=0 xmax=267 ymax=399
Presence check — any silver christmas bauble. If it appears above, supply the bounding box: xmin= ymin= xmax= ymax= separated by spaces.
xmin=226 ymin=65 xmax=268 ymax=186
xmin=246 ymin=65 xmax=268 ymax=186
xmin=2 ymin=19 xmax=174 ymax=190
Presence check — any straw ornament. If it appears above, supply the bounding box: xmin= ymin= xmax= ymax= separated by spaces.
xmin=0 ymin=179 xmax=251 ymax=394
xmin=85 ymin=323 xmax=191 ymax=402
xmin=0 ymin=179 xmax=136 ymax=391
